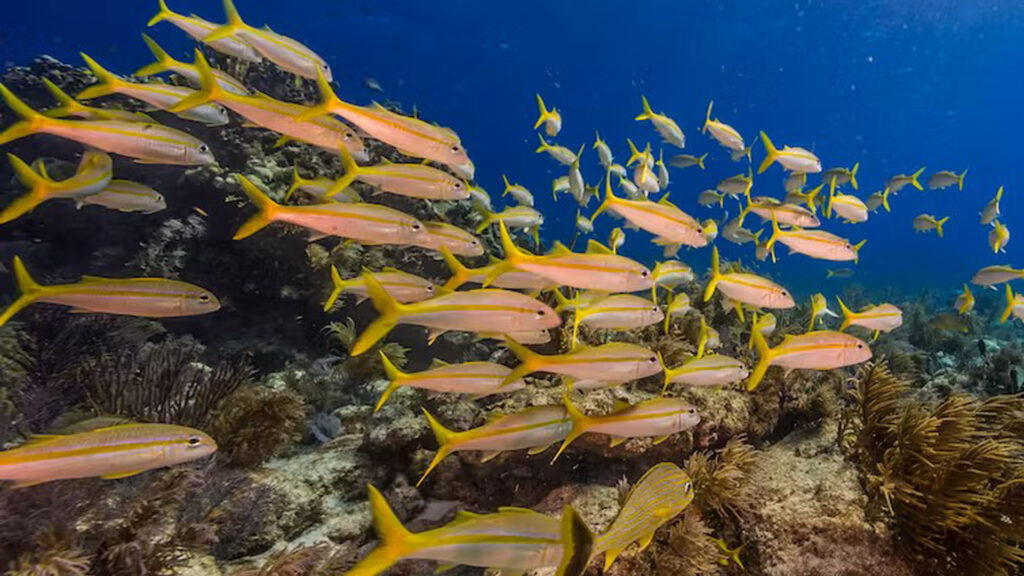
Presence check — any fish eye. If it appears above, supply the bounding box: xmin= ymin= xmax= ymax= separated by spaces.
xmin=198 ymin=294 xmax=210 ymax=303
xmin=198 ymin=144 xmax=209 ymax=153
xmin=345 ymin=131 xmax=354 ymax=139
xmin=321 ymin=63 xmax=330 ymax=71
xmin=781 ymin=290 xmax=790 ymax=297
xmin=411 ymin=222 xmax=422 ymax=231
xmin=648 ymin=356 xmax=658 ymax=363
xmin=857 ymin=343 xmax=865 ymax=349
xmin=426 ymin=285 xmax=434 ymax=292
xmin=454 ymin=181 xmax=463 ymax=189
xmin=187 ymin=436 xmax=201 ymax=446
xmin=651 ymin=306 xmax=659 ymax=313
xmin=451 ymin=145 xmax=461 ymax=153
xmin=640 ymin=270 xmax=649 ymax=277
xmin=536 ymin=309 xmax=547 ymax=317
xmin=683 ymin=481 xmax=692 ymax=492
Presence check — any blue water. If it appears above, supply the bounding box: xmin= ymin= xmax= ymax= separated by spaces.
xmin=2 ymin=0 xmax=1022 ymax=298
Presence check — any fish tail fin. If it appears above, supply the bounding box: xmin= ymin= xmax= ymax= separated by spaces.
xmin=439 ymin=246 xmax=471 ymax=291
xmin=0 ymin=83 xmax=51 ymax=146
xmin=202 ymin=0 xmax=246 ymax=42
xmin=418 ymin=409 xmax=456 ymax=486
xmin=0 ymin=154 xmax=49 ymax=225
xmin=344 ymin=485 xmax=413 ymax=576
xmin=882 ymin=187 xmax=891 ymax=212
xmin=634 ymin=94 xmax=654 ymax=121
xmin=850 ymin=162 xmax=860 ymax=190
xmin=169 ymin=49 xmax=223 ymax=112
xmin=552 ymin=388 xmax=588 ymax=463
xmin=147 ymin=0 xmax=177 ymax=26
xmin=852 ymin=239 xmax=866 ymax=262
xmin=703 ymin=246 xmax=721 ymax=302
xmin=533 ymin=93 xmax=550 ymax=130
xmin=836 ymin=296 xmax=855 ymax=330
xmin=804 ymin=183 xmax=823 ymax=214
xmin=534 ymin=132 xmax=549 ymax=153
xmin=0 ymin=256 xmax=44 ymax=327
xmin=501 ymin=174 xmax=513 ymax=196
xmin=284 ymin=164 xmax=305 ymax=201
xmin=40 ymin=78 xmax=86 ymax=118
xmin=825 ymin=177 xmax=837 ymax=219
xmin=703 ymin=100 xmax=713 ymax=133
xmin=325 ymin=145 xmax=360 ymax=197
xmin=747 ymin=312 xmax=760 ymax=350
xmin=76 ymin=53 xmax=126 ymax=100
xmin=826 ymin=269 xmax=836 ymax=279
xmin=374 ymin=351 xmax=407 ymax=412
xmin=322 ymin=265 xmax=345 ymax=312
xmin=910 ymin=166 xmax=926 ymax=190
xmin=484 ymin=221 xmax=527 ymax=287
xmin=1001 ymin=284 xmax=1016 ymax=324
xmin=556 ymin=506 xmax=594 ymax=576
xmin=295 ymin=67 xmax=346 ymax=122
xmin=502 ymin=337 xmax=540 ymax=386
xmin=698 ymin=153 xmax=707 ymax=170
xmin=958 ymin=168 xmax=968 ymax=190
xmin=935 ymin=216 xmax=949 ymax=238
xmin=764 ymin=212 xmax=783 ymax=257
xmin=232 ymin=175 xmax=281 ymax=240
xmin=351 ymin=272 xmax=407 ymax=356
xmin=746 ymin=323 xmax=774 ymax=391
xmin=135 ymin=34 xmax=176 ymax=76
xmin=757 ymin=131 xmax=777 ymax=174
xmin=590 ymin=167 xmax=617 ymax=221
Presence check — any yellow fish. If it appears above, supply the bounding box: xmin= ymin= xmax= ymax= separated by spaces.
xmin=955 ymin=284 xmax=974 ymax=315
xmin=912 ymin=214 xmax=949 ymax=237
xmin=323 ymin=266 xmax=437 ymax=311
xmin=885 ymin=167 xmax=925 ymax=193
xmin=147 ymin=0 xmax=261 ymax=62
xmin=504 ymin=339 xmax=662 ymax=388
xmin=702 ymin=100 xmax=745 ymax=152
xmin=808 ymin=293 xmax=838 ymax=330
xmin=41 ymin=78 xmax=154 ymax=123
xmin=757 ymin=131 xmax=821 ymax=174
xmin=439 ymin=247 xmax=553 ymax=292
xmin=821 ymin=162 xmax=860 ymax=190
xmin=534 ymin=93 xmax=562 ymax=137
xmin=747 ymin=326 xmax=871 ymax=391
xmin=376 ymin=353 xmax=525 ymax=411
xmin=81 ymin=179 xmax=166 ymax=214
xmin=663 ymin=354 xmax=748 ymax=392
xmin=1 ymin=150 xmax=113 ymax=224
xmin=570 ymin=293 xmax=663 ymax=345
xmin=135 ymin=34 xmax=249 ymax=95
xmin=635 ymin=96 xmax=685 ymax=148
xmin=704 ymin=247 xmax=794 ymax=309
xmin=989 ymin=220 xmax=1010 ymax=254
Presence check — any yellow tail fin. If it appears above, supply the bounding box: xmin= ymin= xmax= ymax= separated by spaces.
xmin=0 ymin=256 xmax=45 ymax=327
xmin=284 ymin=165 xmax=305 ymax=201
xmin=533 ymin=93 xmax=553 ymax=130
xmin=135 ymin=34 xmax=178 ymax=77
xmin=169 ymin=50 xmax=223 ymax=112
xmin=232 ymin=175 xmax=281 ymax=240
xmin=350 ymin=271 xmax=407 ymax=356
xmin=850 ymin=162 xmax=860 ymax=190
xmin=325 ymin=145 xmax=361 ymax=197
xmin=702 ymin=246 xmax=721 ymax=302
xmin=836 ymin=296 xmax=855 ymax=331
xmin=322 ymin=265 xmax=345 ymax=312
xmin=40 ymin=79 xmax=87 ymax=119
xmin=76 ymin=53 xmax=127 ymax=100
xmin=0 ymin=154 xmax=50 ymax=225
xmin=697 ymin=153 xmax=707 ymax=170
xmin=202 ymin=0 xmax=247 ymax=42
xmin=1001 ymin=284 xmax=1017 ymax=324
xmin=745 ymin=321 xmax=774 ymax=391
xmin=295 ymin=67 xmax=346 ymax=122
xmin=552 ymin=388 xmax=589 ymax=463
xmin=343 ymin=484 xmax=415 ymax=576
xmin=935 ymin=216 xmax=949 ymax=238
xmin=439 ymin=246 xmax=472 ymax=291
xmin=483 ymin=221 xmax=528 ymax=287
xmin=957 ymin=169 xmax=968 ymax=191
xmin=590 ymin=167 xmax=619 ymax=222
xmin=375 ymin=351 xmax=407 ymax=412
xmin=881 ymin=187 xmax=891 ymax=212
xmin=556 ymin=506 xmax=594 ymax=576
xmin=502 ymin=337 xmax=543 ymax=387
xmin=147 ymin=0 xmax=178 ymax=27
xmin=757 ymin=131 xmax=777 ymax=174
xmin=418 ymin=409 xmax=456 ymax=486
xmin=634 ymin=95 xmax=654 ymax=121
xmin=0 ymin=84 xmax=51 ymax=146
xmin=910 ymin=166 xmax=926 ymax=191
xmin=703 ymin=100 xmax=713 ymax=133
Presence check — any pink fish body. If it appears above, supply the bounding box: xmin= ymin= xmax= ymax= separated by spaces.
xmin=664 ymin=354 xmax=749 ymax=389
xmin=592 ymin=175 xmax=705 ymax=247
xmin=414 ymin=222 xmax=484 ymax=256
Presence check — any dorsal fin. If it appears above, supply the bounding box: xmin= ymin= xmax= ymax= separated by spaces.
xmin=429 ymin=358 xmax=451 ymax=369
xmin=79 ymin=275 xmax=107 ymax=282
xmin=548 ymin=241 xmax=571 ymax=255
xmin=657 ymin=192 xmax=673 ymax=206
xmin=585 ymin=239 xmax=612 ymax=255
xmin=19 ymin=434 xmax=64 ymax=447
xmin=611 ymin=399 xmax=631 ymax=412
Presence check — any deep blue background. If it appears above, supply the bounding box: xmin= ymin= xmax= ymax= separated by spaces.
xmin=1 ymin=0 xmax=1021 ymax=299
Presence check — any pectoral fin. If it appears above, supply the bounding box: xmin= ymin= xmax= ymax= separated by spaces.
xmin=651 ymin=435 xmax=670 ymax=445
xmin=527 ymin=443 xmax=553 ymax=455
xmin=609 ymin=437 xmax=627 ymax=448
xmin=636 ymin=531 xmax=655 ymax=552
xmin=100 ymin=470 xmax=144 ymax=480
xmin=480 ymin=450 xmax=502 ymax=463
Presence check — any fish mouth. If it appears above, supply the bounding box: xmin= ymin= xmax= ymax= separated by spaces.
xmin=451 ymin=162 xmax=475 ymax=180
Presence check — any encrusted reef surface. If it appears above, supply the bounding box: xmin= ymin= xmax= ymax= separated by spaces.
xmin=1 ymin=56 xmax=1023 ymax=576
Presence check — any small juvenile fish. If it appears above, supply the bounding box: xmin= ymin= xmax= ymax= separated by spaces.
xmin=503 ymin=340 xmax=662 ymax=388
xmin=703 ymin=100 xmax=745 ymax=151
xmin=552 ymin=175 xmax=571 ymax=199
xmin=592 ymin=171 xmax=705 ymax=248
xmin=331 ymin=146 xmax=467 ymax=201
xmin=785 ymin=183 xmax=823 ymax=212
xmin=704 ymin=247 xmax=794 ymax=309
xmin=748 ymin=311 xmax=777 ymax=348
xmin=420 ymin=406 xmax=571 ymax=485
xmin=757 ymin=131 xmax=821 ymax=174
xmin=663 ymin=354 xmax=748 ymax=391
xmin=0 ymin=84 xmax=214 ymax=165
xmin=669 ymin=153 xmax=707 ymax=170
xmin=825 ymin=180 xmax=868 ymax=223
xmin=609 ymin=163 xmax=627 ymax=178
xmin=534 ymin=93 xmax=562 ymax=137
xmin=912 ymin=214 xmax=949 ymax=237
xmin=415 ymin=221 xmax=484 ymax=257
xmin=536 ymin=134 xmax=578 ymax=166
xmin=576 ymin=213 xmax=594 ymax=234
xmin=821 ymin=162 xmax=860 ymax=190
xmin=571 ymin=294 xmax=662 ymax=344
xmin=0 ymin=256 xmax=220 ymax=327
xmin=730 ymin=145 xmax=753 ymax=163
xmin=698 ymin=189 xmax=725 ymax=207
xmin=323 ymin=266 xmax=437 ymax=311
xmin=783 ymin=172 xmax=807 ymax=194
xmin=837 ymin=298 xmax=903 ymax=340
xmin=656 ymin=151 xmax=670 ymax=190
xmin=135 ymin=34 xmax=249 ymax=95
xmin=885 ymin=167 xmax=925 ymax=194
xmin=351 ymin=273 xmax=560 ymax=356
xmin=747 ymin=327 xmax=872 ymax=391
xmin=809 ymin=292 xmax=838 ymax=330
xmin=981 ymin=186 xmax=1003 ymax=224
xmin=701 ymin=219 xmax=718 ymax=243
xmin=717 ymin=169 xmax=753 ymax=197
xmin=376 ymin=353 xmax=525 ymax=411
xmin=468 ymin=185 xmax=492 ymax=212
xmin=721 ymin=212 xmax=762 ymax=245
xmin=440 ymin=248 xmax=553 ymax=292
xmin=926 ymin=169 xmax=967 ymax=191
xmin=635 ymin=96 xmax=685 ymax=148
xmin=618 ymin=175 xmax=641 ymax=199
xmin=503 ymin=175 xmax=536 ymax=206
xmin=865 ymin=189 xmax=891 ymax=213
xmin=931 ymin=312 xmax=971 ymax=333
xmin=652 ymin=260 xmax=695 ymax=294
xmin=488 ymin=222 xmax=653 ymax=293
xmin=746 ymin=197 xmax=820 ymax=228
xmin=0 ymin=423 xmax=216 ymax=488
xmin=82 ymin=179 xmax=166 ymax=214
xmin=606 ymin=229 xmax=625 ymax=255
xmin=826 ymin=268 xmax=854 ymax=279
xmin=41 ymin=79 xmax=154 ymax=123
xmin=990 ymin=220 xmax=1010 ymax=254
xmin=764 ymin=217 xmax=863 ymax=262
xmin=147 ymin=0 xmax=262 ymax=62
xmin=568 ymin=145 xmax=588 ymax=199
xmin=1 ymin=150 xmax=113 ymax=224
xmin=363 ymin=77 xmax=383 ymax=92
xmin=955 ymin=284 xmax=975 ymax=315
xmin=696 ymin=316 xmax=721 ymax=357
xmin=1000 ymin=284 xmax=1024 ymax=324
xmin=591 ymin=463 xmax=693 ymax=572
xmin=554 ymin=393 xmax=699 ymax=461
xmin=474 ymin=206 xmax=545 ymax=238
xmin=594 ymin=131 xmax=614 ymax=168
xmin=231 ymin=175 xmax=429 ymax=246
xmin=347 ymin=484 xmax=593 ymax=576
xmin=285 ymin=166 xmax=361 ymax=202
xmin=202 ymin=0 xmax=331 ymax=80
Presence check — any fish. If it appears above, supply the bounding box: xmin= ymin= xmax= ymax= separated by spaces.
xmin=701 ymin=220 xmax=719 ymax=243
xmin=351 ymin=272 xmax=560 ymax=356
xmin=931 ymin=312 xmax=970 ymax=333
xmin=576 ymin=213 xmax=594 ymax=234
xmin=0 ymin=422 xmax=216 ymax=488
xmin=488 ymin=221 xmax=654 ymax=293
xmin=375 ymin=353 xmax=525 ymax=411
xmin=593 ymin=131 xmax=614 ymax=168
xmin=415 ymin=222 xmax=484 ymax=257
xmin=746 ymin=197 xmax=820 ymax=228
xmin=757 ymin=131 xmax=821 ymax=174
xmin=730 ymin=145 xmax=753 ymax=163
xmin=926 ymin=169 xmax=967 ymax=191
xmin=420 ymin=405 xmax=572 ymax=484
xmin=147 ymin=0 xmax=261 ymax=62
xmin=551 ymin=289 xmax=605 ymax=313
xmin=231 ymin=175 xmax=429 ymax=246
xmin=696 ymin=315 xmax=721 ymax=357
xmin=0 ymin=256 xmax=220 ymax=327
xmin=717 ymin=169 xmax=753 ymax=197
xmin=747 ymin=327 xmax=872 ymax=391
xmin=40 ymin=78 xmax=154 ymax=123
xmin=77 ymin=53 xmax=229 ymax=126
xmin=474 ymin=206 xmax=545 ymax=240
xmin=748 ymin=311 xmax=777 ymax=348
xmin=764 ymin=216 xmax=863 ymax=262
xmin=885 ymin=167 xmax=925 ymax=194
xmin=663 ymin=354 xmax=748 ymax=391
xmin=591 ymin=171 xmax=706 ymax=248
xmin=345 ymin=484 xmax=593 ymax=576
xmin=669 ymin=153 xmax=707 ymax=170
xmin=971 ymin=265 xmax=1024 ymax=287
xmin=618 ymin=175 xmax=641 ymax=199
xmin=912 ymin=214 xmax=949 ymax=237
xmin=825 ymin=180 xmax=868 ymax=223
xmin=135 ymin=34 xmax=249 ymax=95
xmin=363 ymin=77 xmax=383 ymax=92
xmin=981 ymin=186 xmax=1003 ymax=224
xmin=534 ymin=94 xmax=562 ymax=137
xmin=652 ymin=260 xmax=695 ymax=294
xmin=567 ymin=148 xmax=588 ymax=203
xmin=1001 ymin=284 xmax=1024 ymax=324
xmin=285 ymin=166 xmax=361 ymax=202
xmin=0 ymin=84 xmax=215 ymax=165
xmin=81 ymin=179 xmax=166 ymax=214
xmin=327 ymin=146 xmax=467 ymax=201
xmin=300 ymin=69 xmax=474 ymax=179
xmin=201 ymin=0 xmax=331 ymax=80
xmin=704 ymin=247 xmax=794 ymax=309
xmin=440 ymin=248 xmax=554 ymax=292
xmin=955 ymin=284 xmax=975 ymax=315
xmin=591 ymin=463 xmax=693 ymax=572
xmin=663 ymin=292 xmax=692 ymax=332
xmin=822 ymin=162 xmax=860 ymax=190
xmin=783 ymin=182 xmax=824 ymax=212
xmin=503 ymin=340 xmax=662 ymax=388
xmin=826 ymin=268 xmax=854 ymax=279
xmin=609 ymin=163 xmax=627 ymax=178
xmin=836 ymin=298 xmax=903 ymax=340
xmin=536 ymin=134 xmax=578 ymax=166
xmin=702 ymin=100 xmax=745 ymax=151
xmin=809 ymin=293 xmax=838 ymax=330
xmin=502 ymin=175 xmax=536 ymax=206
xmin=865 ymin=189 xmax=891 ymax=213
xmin=783 ymin=172 xmax=807 ymax=195
xmin=990 ymin=220 xmax=1011 ymax=254
xmin=721 ymin=212 xmax=762 ymax=245
xmin=1 ymin=150 xmax=113 ymax=224
xmin=552 ymin=175 xmax=571 ymax=199
xmin=323 ymin=266 xmax=437 ymax=311
xmin=697 ymin=190 xmax=725 ymax=208
xmin=656 ymin=151 xmax=670 ymax=190
xmin=570 ymin=294 xmax=663 ymax=344
xmin=468 ymin=185 xmax=492 ymax=211
xmin=170 ymin=51 xmax=367 ymax=159
xmin=608 ymin=227 xmax=626 ymax=253
xmin=635 ymin=96 xmax=685 ymax=148
xmin=554 ymin=393 xmax=700 ymax=461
